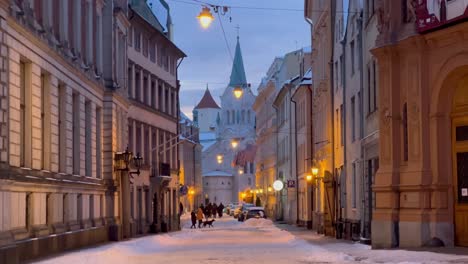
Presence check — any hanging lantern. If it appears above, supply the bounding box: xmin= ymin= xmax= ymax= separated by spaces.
xmin=197 ymin=6 xmax=214 ymax=29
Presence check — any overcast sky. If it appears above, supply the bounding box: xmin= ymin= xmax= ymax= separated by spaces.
xmin=152 ymin=0 xmax=311 ymax=118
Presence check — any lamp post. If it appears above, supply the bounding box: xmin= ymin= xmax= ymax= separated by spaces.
xmin=114 ymin=147 xmax=143 ymax=239
xmin=197 ymin=6 xmax=214 ymax=29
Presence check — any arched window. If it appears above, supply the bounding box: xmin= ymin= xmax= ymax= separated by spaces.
xmin=226 ymin=110 xmax=230 ymax=124
xmin=237 ymin=110 xmax=240 ymax=124
xmin=403 ymin=103 xmax=408 ymax=161
xmin=231 ymin=110 xmax=235 ymax=124
xmin=241 ymin=110 xmax=245 ymax=123
xmin=247 ymin=110 xmax=251 ymax=123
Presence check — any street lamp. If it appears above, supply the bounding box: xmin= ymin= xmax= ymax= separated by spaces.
xmin=267 ymin=186 xmax=272 ymax=192
xmin=197 ymin=6 xmax=214 ymax=29
xmin=231 ymin=138 xmax=239 ymax=149
xmin=238 ymin=169 xmax=244 ymax=175
xmin=311 ymin=166 xmax=319 ymax=178
xmin=114 ymin=147 xmax=143 ymax=177
xmin=273 ymin=180 xmax=284 ymax=191
xmin=306 ymin=174 xmax=313 ymax=182
xmin=233 ymin=86 xmax=243 ymax=99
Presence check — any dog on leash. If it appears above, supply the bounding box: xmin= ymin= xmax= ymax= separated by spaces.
xmin=202 ymin=219 xmax=215 ymax=228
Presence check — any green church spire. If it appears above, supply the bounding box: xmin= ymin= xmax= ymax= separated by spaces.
xmin=228 ymin=37 xmax=247 ymax=87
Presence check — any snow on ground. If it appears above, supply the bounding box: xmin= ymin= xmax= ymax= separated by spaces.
xmin=34 ymin=217 xmax=468 ymax=264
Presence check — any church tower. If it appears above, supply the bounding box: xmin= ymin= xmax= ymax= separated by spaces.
xmin=218 ymin=36 xmax=256 ymax=140
xmin=193 ymin=86 xmax=221 ymax=133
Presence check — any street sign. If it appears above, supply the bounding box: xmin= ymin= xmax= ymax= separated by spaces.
xmin=287 ymin=180 xmax=296 ymax=188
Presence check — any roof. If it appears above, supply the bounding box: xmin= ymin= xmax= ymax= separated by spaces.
xmin=194 ymin=88 xmax=221 ymax=109
xmin=203 ymin=171 xmax=233 ymax=177
xmin=300 ymin=68 xmax=312 ymax=85
xmin=130 ymin=0 xmax=164 ymax=33
xmin=232 ymin=144 xmax=257 ymax=167
xmin=229 ymin=37 xmax=248 ymax=87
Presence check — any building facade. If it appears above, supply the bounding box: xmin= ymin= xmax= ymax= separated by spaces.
xmin=126 ymin=0 xmax=185 ymax=236
xmin=305 ymin=0 xmax=335 ymax=236
xmin=0 ymin=0 xmax=185 ymax=262
xmin=179 ymin=113 xmax=202 ymax=212
xmin=371 ymin=0 xmax=468 ymax=248
xmin=253 ymin=58 xmax=283 ymax=218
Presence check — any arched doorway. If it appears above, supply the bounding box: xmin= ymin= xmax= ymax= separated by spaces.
xmin=451 ymin=75 xmax=468 ymax=246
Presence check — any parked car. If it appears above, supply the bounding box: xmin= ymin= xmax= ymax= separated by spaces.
xmin=244 ymin=207 xmax=267 ymax=221
xmin=237 ymin=203 xmax=254 ymax=221
xmin=226 ymin=203 xmax=238 ymax=216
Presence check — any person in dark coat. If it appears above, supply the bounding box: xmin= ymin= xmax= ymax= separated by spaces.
xmin=212 ymin=203 xmax=218 ymax=219
xmin=218 ymin=203 xmax=225 ymax=218
xmin=190 ymin=211 xmax=197 ymax=229
xmin=205 ymin=203 xmax=212 ymax=219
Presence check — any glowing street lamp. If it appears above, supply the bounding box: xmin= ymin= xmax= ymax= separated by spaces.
xmin=233 ymin=86 xmax=243 ymax=99
xmin=189 ymin=189 xmax=195 ymax=195
xmin=306 ymin=174 xmax=313 ymax=182
xmin=267 ymin=186 xmax=272 ymax=192
xmin=311 ymin=166 xmax=319 ymax=177
xmin=273 ymin=180 xmax=284 ymax=191
xmin=231 ymin=139 xmax=239 ymax=149
xmin=238 ymin=169 xmax=244 ymax=175
xmin=197 ymin=6 xmax=214 ymax=29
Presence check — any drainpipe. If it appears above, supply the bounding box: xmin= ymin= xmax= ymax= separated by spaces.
xmin=273 ymin=103 xmax=280 ymax=221
xmin=290 ymin=87 xmax=299 ymax=225
xmin=340 ymin=34 xmax=347 ymax=238
xmin=330 ymin=0 xmax=337 ymax=237
xmin=356 ymin=11 xmax=367 ymax=242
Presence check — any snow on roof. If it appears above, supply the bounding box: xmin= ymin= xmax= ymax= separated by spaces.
xmin=202 ymin=171 xmax=232 ymax=177
xmin=299 ymin=68 xmax=313 ymax=85
xmin=303 ymin=46 xmax=312 ymax=53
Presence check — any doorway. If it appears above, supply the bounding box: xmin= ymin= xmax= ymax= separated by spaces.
xmin=452 ymin=76 xmax=468 ymax=246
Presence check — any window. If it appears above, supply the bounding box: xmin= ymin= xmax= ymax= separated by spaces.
xmin=350 ymin=40 xmax=355 ymax=75
xmin=334 ymin=61 xmax=338 ymax=90
xmin=144 ymin=128 xmax=149 ymax=166
xmin=96 ymin=107 xmax=102 ymax=178
xmin=72 ymin=93 xmax=80 ymax=175
xmin=403 ymin=103 xmax=408 ymax=161
xmin=149 ymin=43 xmax=156 ymax=62
xmin=85 ymin=100 xmax=91 ymax=176
xmin=351 ymin=96 xmax=356 ymax=141
xmin=158 ymin=83 xmax=163 ymax=111
xmin=340 ymin=104 xmax=344 ymax=146
xmin=89 ymin=195 xmax=94 ymax=226
xmin=135 ymin=71 xmax=141 ymax=101
xmin=136 ymin=123 xmax=142 ymax=156
xmin=41 ymin=73 xmax=50 ymax=170
xmin=77 ymin=194 xmax=83 ymax=223
xmin=340 ymin=55 xmax=344 ymax=87
xmin=241 ymin=110 xmax=245 ymax=124
xmin=248 ymin=178 xmax=251 ymax=186
xmin=142 ymin=36 xmax=148 ymax=57
xmin=151 ymin=80 xmax=156 ymax=108
xmin=20 ymin=62 xmax=27 ymax=167
xmin=352 ymin=163 xmax=356 ymax=208
xmin=127 ymin=66 xmax=133 ymax=98
xmin=134 ymin=30 xmax=141 ymax=51
xmin=128 ymin=122 xmax=133 ymax=152
xmin=164 ymin=88 xmax=169 ymax=114
xmin=58 ymin=83 xmax=66 ymax=172
xmin=247 ymin=110 xmax=251 ymax=123
xmin=143 ymin=75 xmax=148 ymax=105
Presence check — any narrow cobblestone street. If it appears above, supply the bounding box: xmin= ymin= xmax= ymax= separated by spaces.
xmin=34 ymin=217 xmax=468 ymax=264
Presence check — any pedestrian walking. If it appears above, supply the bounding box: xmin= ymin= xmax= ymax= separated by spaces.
xmin=205 ymin=203 xmax=212 ymax=218
xmin=212 ymin=203 xmax=218 ymax=219
xmin=190 ymin=211 xmax=197 ymax=229
xmin=197 ymin=207 xmax=204 ymax=228
xmin=218 ymin=203 xmax=225 ymax=218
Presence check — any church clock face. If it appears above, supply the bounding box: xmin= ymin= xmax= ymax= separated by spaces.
xmin=415 ymin=0 xmax=468 ymax=33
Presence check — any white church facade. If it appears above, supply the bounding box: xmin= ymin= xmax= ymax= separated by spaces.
xmin=194 ymin=37 xmax=257 ymax=205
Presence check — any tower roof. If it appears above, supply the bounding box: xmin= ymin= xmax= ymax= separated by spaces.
xmin=229 ymin=37 xmax=247 ymax=87
xmin=194 ymin=87 xmax=220 ymax=109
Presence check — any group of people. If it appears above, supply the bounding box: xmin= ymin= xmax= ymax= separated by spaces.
xmin=190 ymin=202 xmax=225 ymax=229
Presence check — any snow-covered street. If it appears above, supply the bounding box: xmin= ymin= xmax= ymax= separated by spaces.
xmin=34 ymin=217 xmax=468 ymax=264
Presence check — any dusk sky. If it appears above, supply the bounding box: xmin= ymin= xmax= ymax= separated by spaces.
xmin=153 ymin=0 xmax=311 ymax=118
